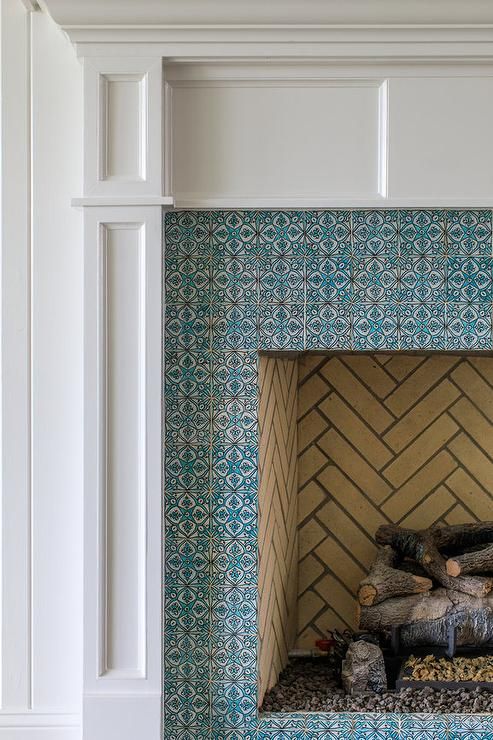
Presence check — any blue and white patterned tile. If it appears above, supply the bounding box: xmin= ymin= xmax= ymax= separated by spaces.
xmin=165 ymin=489 xmax=210 ymax=539
xmin=212 ymin=211 xmax=258 ymax=256
xmin=258 ymin=211 xmax=305 ymax=256
xmin=353 ymin=256 xmax=399 ymax=302
xmin=448 ymin=713 xmax=493 ymax=738
xmin=212 ymin=351 xmax=258 ymax=398
xmin=165 ymin=303 xmax=211 ymax=351
xmin=306 ymin=256 xmax=352 ymax=302
xmin=305 ymin=713 xmax=353 ymax=732
xmin=399 ymin=210 xmax=445 ymax=255
xmin=163 ymin=725 xmax=212 ymax=740
xmin=352 ymin=210 xmax=398 ymax=256
xmin=353 ymin=714 xmax=399 ymax=740
xmin=399 ymin=255 xmax=446 ymax=302
xmin=211 ymin=633 xmax=257 ymax=681
xmin=259 ymin=714 xmax=306 ymax=730
xmin=259 ymin=257 xmax=305 ymax=303
xmin=352 ymin=303 xmax=399 ymax=350
xmin=447 ymin=303 xmax=493 ymax=349
xmin=164 ymin=585 xmax=210 ymax=634
xmin=211 ymin=682 xmax=257 ymax=729
xmin=211 ymin=587 xmax=258 ymax=634
xmin=305 ymin=210 xmax=351 ymax=256
xmin=165 ymin=396 xmax=210 ymax=445
xmin=164 ymin=631 xmax=210 ymax=680
xmin=447 ymin=256 xmax=493 ymax=302
xmin=166 ymin=537 xmax=211 ymax=586
xmin=399 ymin=303 xmax=447 ymax=350
xmin=446 ymin=210 xmax=492 ymax=255
xmin=211 ymin=538 xmax=257 ymax=586
xmin=165 ymin=444 xmax=210 ymax=490
xmin=212 ymin=397 xmax=258 ymax=445
xmin=214 ymin=730 xmax=256 ymax=740
xmin=212 ymin=490 xmax=257 ymax=539
xmin=163 ymin=680 xmax=210 ymax=727
xmin=212 ymin=303 xmax=258 ymax=350
xmin=258 ymin=304 xmax=304 ymax=350
xmin=165 ymin=350 xmax=211 ymax=397
xmin=305 ymin=303 xmax=352 ymax=350
xmin=166 ymin=256 xmax=211 ymax=303
xmin=212 ymin=445 xmax=258 ymax=491
xmin=164 ymin=210 xmax=211 ymax=257
xmin=398 ymin=713 xmax=449 ymax=739
xmin=212 ymin=256 xmax=259 ymax=303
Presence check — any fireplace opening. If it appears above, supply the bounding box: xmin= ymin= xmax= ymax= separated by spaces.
xmin=258 ymin=352 xmax=493 ymax=714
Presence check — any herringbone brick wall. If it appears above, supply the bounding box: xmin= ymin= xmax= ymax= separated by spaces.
xmin=296 ymin=353 xmax=493 ymax=648
xmin=258 ymin=355 xmax=298 ymax=703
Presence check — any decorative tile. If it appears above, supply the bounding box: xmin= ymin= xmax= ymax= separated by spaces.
xmin=305 ymin=210 xmax=351 ymax=255
xmin=165 ymin=351 xmax=211 ymax=397
xmin=306 ymin=256 xmax=352 ymax=302
xmin=446 ymin=210 xmax=492 ymax=255
xmin=211 ymin=538 xmax=257 ymax=586
xmin=165 ymin=396 xmax=210 ymax=445
xmin=166 ymin=257 xmax=211 ymax=303
xmin=258 ymin=211 xmax=305 ymax=256
xmin=213 ymin=397 xmax=258 ymax=445
xmin=258 ymin=304 xmax=304 ymax=350
xmin=164 ymin=632 xmax=210 ymax=680
xmin=211 ymin=633 xmax=256 ymax=680
xmin=259 ymin=257 xmax=305 ymax=302
xmin=165 ymin=304 xmax=210 ymax=351
xmin=212 ymin=490 xmax=257 ymax=539
xmin=352 ymin=210 xmax=398 ymax=256
xmin=212 ymin=351 xmax=258 ymax=398
xmin=165 ymin=211 xmax=211 ymax=257
xmin=212 ymin=445 xmax=258 ymax=491
xmin=447 ymin=303 xmax=492 ymax=349
xmin=354 ymin=714 xmax=398 ymax=740
xmin=399 ymin=255 xmax=446 ymax=302
xmin=164 ymin=585 xmax=209 ymax=634
xmin=447 ymin=256 xmax=493 ymax=302
xmin=165 ymin=445 xmax=210 ymax=490
xmin=211 ymin=587 xmax=258 ymax=634
xmin=399 ymin=209 xmax=445 ymax=255
xmin=212 ymin=256 xmax=259 ymax=303
xmin=399 ymin=303 xmax=447 ymax=350
xmin=353 ymin=302 xmax=399 ymax=350
xmin=164 ymin=680 xmax=210 ymax=727
xmin=259 ymin=713 xmax=306 ymax=730
xmin=165 ymin=490 xmax=210 ymax=538
xmin=212 ymin=303 xmax=258 ymax=350
xmin=353 ymin=256 xmax=399 ymax=302
xmin=211 ymin=682 xmax=257 ymax=728
xmin=305 ymin=303 xmax=351 ymax=350
xmin=398 ymin=713 xmax=448 ymax=739
xmin=305 ymin=713 xmax=353 ymax=731
xmin=166 ymin=538 xmax=211 ymax=586
xmin=212 ymin=211 xmax=258 ymax=256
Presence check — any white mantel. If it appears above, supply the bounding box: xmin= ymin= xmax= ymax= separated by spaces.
xmin=4 ymin=2 xmax=493 ymax=740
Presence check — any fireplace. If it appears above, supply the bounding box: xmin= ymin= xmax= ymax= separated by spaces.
xmin=164 ymin=208 xmax=493 ymax=736
xmin=258 ymin=351 xmax=493 ymax=714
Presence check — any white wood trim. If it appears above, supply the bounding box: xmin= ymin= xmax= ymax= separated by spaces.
xmin=72 ymin=196 xmax=173 ymax=207
xmin=83 ymin=205 xmax=161 ymax=738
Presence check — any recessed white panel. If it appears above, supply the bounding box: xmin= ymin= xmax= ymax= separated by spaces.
xmin=389 ymin=77 xmax=493 ymax=199
xmin=101 ymin=75 xmax=144 ymax=181
xmin=171 ymin=83 xmax=381 ymax=202
xmin=102 ymin=223 xmax=146 ymax=677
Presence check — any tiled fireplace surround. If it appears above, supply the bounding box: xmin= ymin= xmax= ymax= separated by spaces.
xmin=163 ymin=209 xmax=493 ymax=739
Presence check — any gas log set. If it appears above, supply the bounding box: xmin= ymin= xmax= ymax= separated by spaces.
xmin=261 ymin=522 xmax=493 ymax=714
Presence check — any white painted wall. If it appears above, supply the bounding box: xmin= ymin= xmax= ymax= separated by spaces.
xmin=0 ymin=2 xmax=83 ymax=737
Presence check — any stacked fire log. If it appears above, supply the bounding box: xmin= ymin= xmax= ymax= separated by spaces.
xmin=358 ymin=522 xmax=493 ymax=648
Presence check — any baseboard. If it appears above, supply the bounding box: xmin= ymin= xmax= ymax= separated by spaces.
xmin=0 ymin=713 xmax=80 ymax=739
xmin=83 ymin=693 xmax=161 ymax=740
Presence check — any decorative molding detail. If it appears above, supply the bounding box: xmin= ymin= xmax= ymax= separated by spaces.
xmin=83 ymin=57 xmax=163 ymax=198
xmin=72 ymin=196 xmax=174 ymax=207
xmin=84 ymin=206 xmax=161 ymax=736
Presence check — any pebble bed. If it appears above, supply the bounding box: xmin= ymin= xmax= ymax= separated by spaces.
xmin=260 ymin=659 xmax=493 ymax=714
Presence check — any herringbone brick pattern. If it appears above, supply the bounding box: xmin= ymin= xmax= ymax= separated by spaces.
xmin=258 ymin=356 xmax=298 ymax=703
xmin=297 ymin=353 xmax=493 ymax=648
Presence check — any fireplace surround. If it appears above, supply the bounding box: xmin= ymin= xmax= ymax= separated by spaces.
xmin=163 ymin=208 xmax=493 ymax=738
